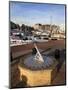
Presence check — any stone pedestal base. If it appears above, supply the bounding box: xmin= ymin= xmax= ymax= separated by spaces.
xmin=19 ymin=61 xmax=58 ymax=87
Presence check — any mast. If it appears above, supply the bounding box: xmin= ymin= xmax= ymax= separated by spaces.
xmin=49 ymin=16 xmax=52 ymax=38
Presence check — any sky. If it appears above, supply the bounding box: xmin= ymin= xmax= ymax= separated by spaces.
xmin=10 ymin=1 xmax=65 ymax=26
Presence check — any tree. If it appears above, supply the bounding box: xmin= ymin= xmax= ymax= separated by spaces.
xmin=10 ymin=21 xmax=20 ymax=30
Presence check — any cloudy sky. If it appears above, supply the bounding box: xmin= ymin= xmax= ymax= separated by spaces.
xmin=10 ymin=1 xmax=65 ymax=26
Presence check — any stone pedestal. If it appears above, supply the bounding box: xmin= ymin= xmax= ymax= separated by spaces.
xmin=18 ymin=61 xmax=58 ymax=87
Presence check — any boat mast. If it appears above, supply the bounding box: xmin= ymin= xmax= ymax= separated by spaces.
xmin=49 ymin=16 xmax=52 ymax=38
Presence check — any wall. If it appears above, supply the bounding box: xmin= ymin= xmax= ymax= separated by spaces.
xmin=10 ymin=60 xmax=20 ymax=88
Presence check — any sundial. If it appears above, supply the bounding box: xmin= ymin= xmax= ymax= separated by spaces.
xmin=19 ymin=41 xmax=58 ymax=86
xmin=24 ymin=43 xmax=54 ymax=69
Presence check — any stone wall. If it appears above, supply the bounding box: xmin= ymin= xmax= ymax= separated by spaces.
xmin=11 ymin=40 xmax=65 ymax=52
xmin=10 ymin=60 xmax=20 ymax=88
